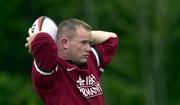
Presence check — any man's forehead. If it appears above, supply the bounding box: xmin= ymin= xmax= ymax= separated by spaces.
xmin=76 ymin=26 xmax=90 ymax=32
xmin=76 ymin=28 xmax=91 ymax=37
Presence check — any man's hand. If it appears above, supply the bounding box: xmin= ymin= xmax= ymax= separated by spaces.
xmin=25 ymin=28 xmax=39 ymax=53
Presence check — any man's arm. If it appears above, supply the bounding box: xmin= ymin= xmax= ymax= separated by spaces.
xmin=25 ymin=28 xmax=58 ymax=90
xmin=90 ymin=30 xmax=118 ymax=69
xmin=26 ymin=28 xmax=58 ymax=72
xmin=91 ymin=31 xmax=118 ymax=45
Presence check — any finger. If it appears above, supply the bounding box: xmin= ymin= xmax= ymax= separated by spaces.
xmin=25 ymin=43 xmax=29 ymax=48
xmin=28 ymin=28 xmax=33 ymax=36
xmin=26 ymin=37 xmax=29 ymax=41
xmin=28 ymin=49 xmax=31 ymax=53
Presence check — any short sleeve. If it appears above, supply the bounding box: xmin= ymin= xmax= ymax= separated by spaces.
xmin=93 ymin=37 xmax=119 ymax=68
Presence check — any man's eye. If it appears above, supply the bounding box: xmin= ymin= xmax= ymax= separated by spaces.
xmin=81 ymin=41 xmax=88 ymax=44
xmin=89 ymin=41 xmax=93 ymax=45
xmin=81 ymin=40 xmax=92 ymax=45
xmin=81 ymin=41 xmax=86 ymax=44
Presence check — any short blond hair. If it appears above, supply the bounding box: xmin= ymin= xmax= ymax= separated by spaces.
xmin=57 ymin=18 xmax=91 ymax=40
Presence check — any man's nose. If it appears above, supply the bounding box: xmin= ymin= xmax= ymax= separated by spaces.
xmin=86 ymin=44 xmax=91 ymax=52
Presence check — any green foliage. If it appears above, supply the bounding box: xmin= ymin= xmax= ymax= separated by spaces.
xmin=0 ymin=71 xmax=42 ymax=105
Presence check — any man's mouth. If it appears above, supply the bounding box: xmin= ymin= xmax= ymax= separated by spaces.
xmin=83 ymin=54 xmax=89 ymax=58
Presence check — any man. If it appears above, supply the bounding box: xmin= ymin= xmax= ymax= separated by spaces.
xmin=25 ymin=18 xmax=118 ymax=105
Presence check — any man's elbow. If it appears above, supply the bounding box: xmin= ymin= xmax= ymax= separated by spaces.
xmin=110 ymin=32 xmax=118 ymax=38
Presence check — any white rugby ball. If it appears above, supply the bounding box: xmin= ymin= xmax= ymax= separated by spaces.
xmin=31 ymin=16 xmax=58 ymax=41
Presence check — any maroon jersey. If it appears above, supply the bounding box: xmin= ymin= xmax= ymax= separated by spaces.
xmin=31 ymin=32 xmax=118 ymax=105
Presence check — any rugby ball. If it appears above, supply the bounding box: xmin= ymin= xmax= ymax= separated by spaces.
xmin=31 ymin=16 xmax=58 ymax=41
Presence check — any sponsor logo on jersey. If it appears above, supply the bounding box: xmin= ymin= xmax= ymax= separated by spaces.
xmin=76 ymin=74 xmax=103 ymax=98
xmin=67 ymin=67 xmax=77 ymax=71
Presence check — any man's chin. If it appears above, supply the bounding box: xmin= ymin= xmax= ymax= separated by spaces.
xmin=81 ymin=60 xmax=87 ymax=64
xmin=78 ymin=59 xmax=88 ymax=65
xmin=72 ymin=57 xmax=88 ymax=65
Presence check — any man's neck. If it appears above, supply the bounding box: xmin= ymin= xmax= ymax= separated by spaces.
xmin=58 ymin=51 xmax=69 ymax=60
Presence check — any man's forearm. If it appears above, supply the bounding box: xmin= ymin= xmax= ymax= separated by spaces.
xmin=91 ymin=31 xmax=117 ymax=45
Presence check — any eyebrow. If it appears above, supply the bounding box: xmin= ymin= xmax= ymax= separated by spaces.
xmin=80 ymin=39 xmax=92 ymax=43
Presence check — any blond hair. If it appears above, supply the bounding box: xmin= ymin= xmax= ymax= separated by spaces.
xmin=57 ymin=18 xmax=91 ymax=40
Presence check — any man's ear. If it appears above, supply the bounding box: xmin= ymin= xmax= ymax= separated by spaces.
xmin=61 ymin=37 xmax=69 ymax=49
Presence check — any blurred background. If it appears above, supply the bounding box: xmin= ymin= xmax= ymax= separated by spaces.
xmin=0 ymin=0 xmax=180 ymax=105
